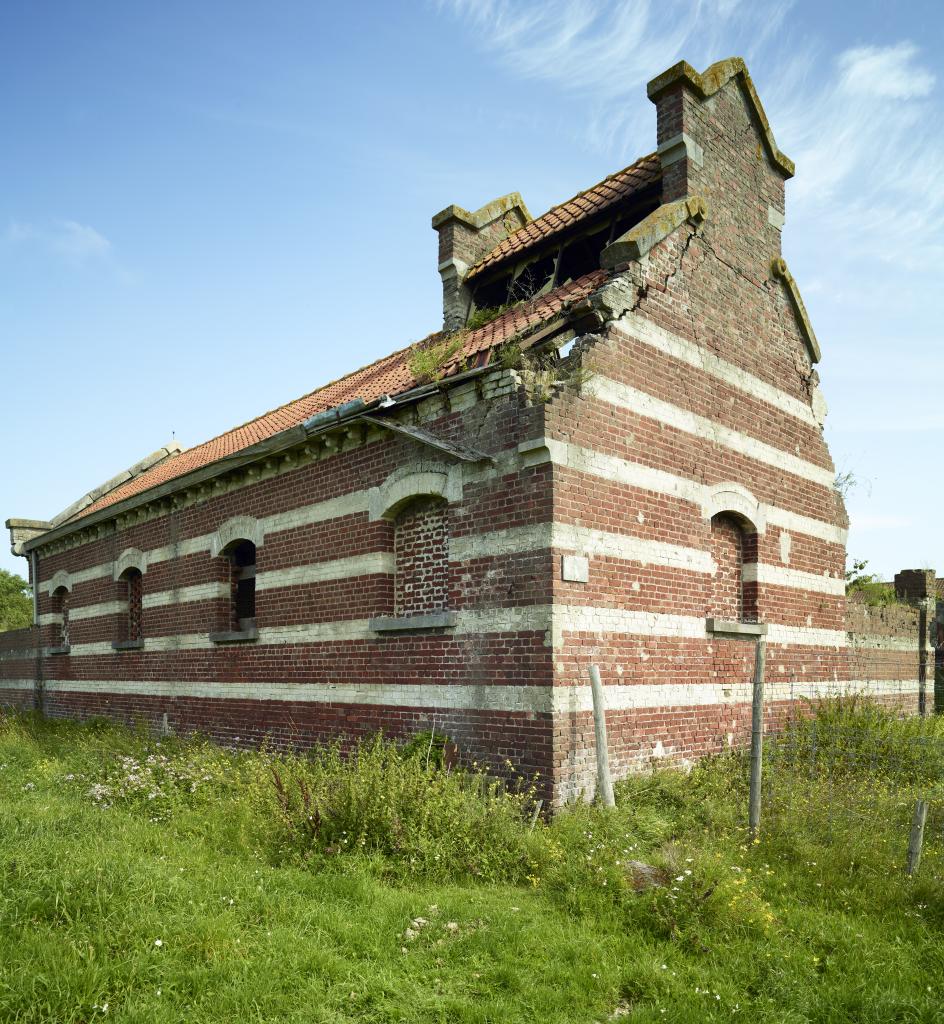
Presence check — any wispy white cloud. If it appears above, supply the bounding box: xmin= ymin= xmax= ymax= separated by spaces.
xmin=838 ymin=43 xmax=934 ymax=100
xmin=50 ymin=220 xmax=111 ymax=262
xmin=438 ymin=3 xmax=941 ymax=269
xmin=3 ymin=219 xmax=112 ymax=265
xmin=438 ymin=0 xmax=795 ymax=155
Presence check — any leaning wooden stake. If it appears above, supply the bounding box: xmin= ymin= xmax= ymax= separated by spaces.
xmin=907 ymin=799 xmax=929 ymax=876
xmin=529 ymin=799 xmax=544 ymax=831
xmin=748 ymin=637 xmax=767 ymax=839
xmin=589 ymin=664 xmax=616 ymax=808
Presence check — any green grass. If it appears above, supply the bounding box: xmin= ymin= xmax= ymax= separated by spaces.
xmin=1 ymin=707 xmax=943 ymax=1023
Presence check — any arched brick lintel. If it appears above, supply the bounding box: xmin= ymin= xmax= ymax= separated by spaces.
xmin=701 ymin=482 xmax=766 ymax=535
xmin=45 ymin=570 xmax=73 ymax=596
xmin=369 ymin=464 xmax=462 ymax=522
xmin=210 ymin=515 xmax=265 ymax=557
xmin=113 ymin=547 xmax=148 ymax=581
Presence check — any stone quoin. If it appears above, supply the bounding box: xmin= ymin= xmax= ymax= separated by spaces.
xmin=4 ymin=57 xmax=892 ymax=804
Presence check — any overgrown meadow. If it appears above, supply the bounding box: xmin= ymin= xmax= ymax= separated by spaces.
xmin=1 ymin=703 xmax=942 ymax=1023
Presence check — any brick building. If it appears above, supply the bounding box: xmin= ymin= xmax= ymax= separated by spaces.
xmin=3 ymin=58 xmax=858 ymax=803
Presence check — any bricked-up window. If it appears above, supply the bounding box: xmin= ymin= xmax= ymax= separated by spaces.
xmin=52 ymin=586 xmax=69 ymax=648
xmin=394 ymin=497 xmax=449 ymax=617
xmin=122 ymin=568 xmax=143 ymax=642
xmin=709 ymin=513 xmax=759 ymax=623
xmin=227 ymin=540 xmax=257 ymax=630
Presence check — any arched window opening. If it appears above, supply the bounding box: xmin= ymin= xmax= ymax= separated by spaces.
xmin=709 ymin=513 xmax=759 ymax=623
xmin=227 ymin=540 xmax=257 ymax=631
xmin=52 ymin=586 xmax=70 ymax=649
xmin=121 ymin=568 xmax=144 ymax=643
xmin=393 ymin=497 xmax=449 ymax=617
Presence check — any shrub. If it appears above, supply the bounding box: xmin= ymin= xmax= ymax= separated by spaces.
xmin=267 ymin=736 xmax=543 ymax=883
xmin=772 ymin=695 xmax=944 ymax=788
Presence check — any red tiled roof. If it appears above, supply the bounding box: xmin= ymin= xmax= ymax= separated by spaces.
xmin=466 ymin=153 xmax=660 ymax=280
xmin=74 ymin=269 xmax=607 ymax=521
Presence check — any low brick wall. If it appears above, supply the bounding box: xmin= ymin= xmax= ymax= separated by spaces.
xmin=846 ymin=598 xmax=928 ymax=714
xmin=0 ymin=626 xmax=39 ymax=711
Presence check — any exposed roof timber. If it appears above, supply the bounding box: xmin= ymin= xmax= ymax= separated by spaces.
xmin=770 ymin=257 xmax=821 ymax=364
xmin=360 ymin=416 xmax=494 ymax=464
xmin=472 ymin=186 xmax=661 ymax=289
xmin=647 ymin=57 xmax=795 ymax=180
xmin=467 ymin=155 xmax=662 ymax=281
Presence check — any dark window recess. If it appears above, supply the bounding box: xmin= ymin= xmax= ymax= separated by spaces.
xmin=506 ymin=251 xmax=557 ymax=304
xmin=126 ymin=569 xmax=143 ymax=642
xmin=230 ymin=540 xmax=257 ymax=630
xmin=53 ymin=588 xmax=70 ymax=648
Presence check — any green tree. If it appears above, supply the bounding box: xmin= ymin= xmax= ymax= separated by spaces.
xmin=0 ymin=569 xmax=32 ymax=632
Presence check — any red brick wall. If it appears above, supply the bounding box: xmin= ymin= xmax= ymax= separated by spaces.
xmin=0 ymin=626 xmax=38 ymax=711
xmin=538 ymin=68 xmax=851 ymax=801
xmin=12 ymin=386 xmax=560 ymax=798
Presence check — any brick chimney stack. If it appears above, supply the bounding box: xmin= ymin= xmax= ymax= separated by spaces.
xmin=432 ymin=193 xmax=531 ymax=332
xmin=646 ymin=58 xmax=795 ymax=266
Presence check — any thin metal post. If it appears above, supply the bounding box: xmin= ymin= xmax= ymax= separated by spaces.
xmin=588 ymin=664 xmax=616 ymax=808
xmin=907 ymin=799 xmax=929 ymax=876
xmin=748 ymin=637 xmax=767 ymax=838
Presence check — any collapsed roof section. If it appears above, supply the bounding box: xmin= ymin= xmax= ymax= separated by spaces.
xmin=467 ymin=154 xmax=661 ymax=283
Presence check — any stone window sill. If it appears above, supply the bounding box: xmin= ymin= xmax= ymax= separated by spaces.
xmin=209 ymin=627 xmax=259 ymax=644
xmin=706 ymin=618 xmax=767 ymax=638
xmin=112 ymin=639 xmax=144 ymax=652
xmin=369 ymin=612 xmax=457 ymax=633
xmin=48 ymin=645 xmax=71 ymax=656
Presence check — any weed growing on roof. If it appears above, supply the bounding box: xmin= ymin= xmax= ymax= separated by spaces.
xmin=406 ymin=331 xmax=466 ymax=384
xmin=494 ymin=338 xmax=594 ymax=403
xmin=465 ymin=302 xmax=519 ymax=331
xmin=497 ymin=340 xmax=522 ymax=370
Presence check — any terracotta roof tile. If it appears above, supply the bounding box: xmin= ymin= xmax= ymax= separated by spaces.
xmin=73 ymin=269 xmax=607 ymax=521
xmin=466 ymin=153 xmax=660 ymax=281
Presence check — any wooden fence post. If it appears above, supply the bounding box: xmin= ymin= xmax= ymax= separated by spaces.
xmin=907 ymin=799 xmax=929 ymax=876
xmin=589 ymin=664 xmax=615 ymax=808
xmin=748 ymin=637 xmax=767 ymax=839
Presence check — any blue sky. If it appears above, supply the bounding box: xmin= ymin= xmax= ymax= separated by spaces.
xmin=1 ymin=0 xmax=941 ymax=582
